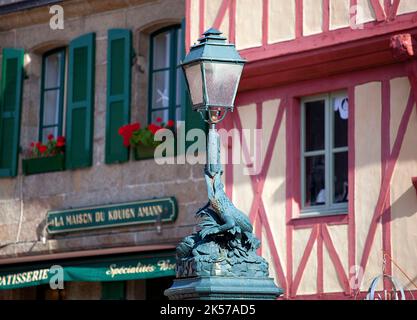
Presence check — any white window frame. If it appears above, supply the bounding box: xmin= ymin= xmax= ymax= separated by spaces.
xmin=300 ymin=91 xmax=349 ymax=217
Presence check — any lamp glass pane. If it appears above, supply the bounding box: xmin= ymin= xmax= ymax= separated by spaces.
xmin=203 ymin=62 xmax=243 ymax=107
xmin=184 ymin=64 xmax=204 ymax=106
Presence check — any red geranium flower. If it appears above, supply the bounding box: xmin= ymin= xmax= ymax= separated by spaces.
xmin=28 ymin=136 xmax=66 ymax=158
xmin=166 ymin=120 xmax=175 ymax=127
xmin=156 ymin=117 xmax=163 ymax=123
xmin=38 ymin=145 xmax=47 ymax=154
xmin=56 ymin=136 xmax=66 ymax=147
xmin=131 ymin=123 xmax=140 ymax=132
xmin=118 ymin=125 xmax=127 ymax=136
xmin=119 ymin=123 xmax=140 ymax=141
xmin=147 ymin=123 xmax=162 ymax=135
xmin=123 ymin=138 xmax=131 ymax=147
xmin=118 ymin=123 xmax=141 ymax=147
xmin=123 ymin=131 xmax=134 ymax=142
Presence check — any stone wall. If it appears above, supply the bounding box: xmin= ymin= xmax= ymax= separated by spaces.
xmin=0 ymin=0 xmax=206 ymax=261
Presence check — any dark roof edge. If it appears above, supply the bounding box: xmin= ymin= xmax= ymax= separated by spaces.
xmin=0 ymin=0 xmax=63 ymax=15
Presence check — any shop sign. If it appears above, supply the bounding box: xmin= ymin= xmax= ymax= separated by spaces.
xmin=0 ymin=253 xmax=176 ymax=290
xmin=47 ymin=197 xmax=177 ymax=234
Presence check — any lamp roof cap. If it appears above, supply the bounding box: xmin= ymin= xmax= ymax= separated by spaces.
xmin=182 ymin=28 xmax=246 ymax=65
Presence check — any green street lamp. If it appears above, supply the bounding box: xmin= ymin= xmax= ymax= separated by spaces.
xmin=182 ymin=28 xmax=246 ymax=174
xmin=182 ymin=28 xmax=246 ymax=123
xmin=165 ymin=29 xmax=282 ymax=300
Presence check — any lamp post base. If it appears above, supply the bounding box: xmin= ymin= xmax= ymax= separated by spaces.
xmin=164 ymin=276 xmax=283 ymax=300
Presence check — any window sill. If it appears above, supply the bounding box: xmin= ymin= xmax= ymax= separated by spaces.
xmin=289 ymin=210 xmax=349 ymax=228
xmin=293 ymin=206 xmax=349 ymax=220
xmin=292 ymin=212 xmax=348 ymax=220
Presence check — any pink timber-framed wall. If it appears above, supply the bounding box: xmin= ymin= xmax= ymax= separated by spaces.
xmin=185 ymin=0 xmax=417 ymax=62
xmin=226 ymin=60 xmax=417 ymax=299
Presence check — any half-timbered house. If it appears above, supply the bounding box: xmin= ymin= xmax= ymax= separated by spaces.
xmin=187 ymin=0 xmax=417 ymax=299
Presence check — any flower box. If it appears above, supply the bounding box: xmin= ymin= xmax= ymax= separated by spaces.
xmin=133 ymin=144 xmax=157 ymax=161
xmin=133 ymin=143 xmax=176 ymax=161
xmin=119 ymin=120 xmax=176 ymax=162
xmin=413 ymin=177 xmax=417 ymax=196
xmin=22 ymin=154 xmax=65 ymax=175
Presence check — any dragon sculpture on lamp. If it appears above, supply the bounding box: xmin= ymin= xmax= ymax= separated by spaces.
xmin=175 ymin=129 xmax=269 ymax=279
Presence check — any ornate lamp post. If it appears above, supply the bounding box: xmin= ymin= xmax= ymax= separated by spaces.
xmin=165 ymin=29 xmax=282 ymax=300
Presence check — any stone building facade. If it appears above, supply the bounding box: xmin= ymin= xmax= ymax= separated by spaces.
xmin=0 ymin=0 xmax=207 ymax=299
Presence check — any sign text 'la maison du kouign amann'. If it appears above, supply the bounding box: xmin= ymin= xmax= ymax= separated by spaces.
xmin=47 ymin=197 xmax=178 ymax=234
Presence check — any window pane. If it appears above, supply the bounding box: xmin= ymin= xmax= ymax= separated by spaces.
xmin=204 ymin=62 xmax=243 ymax=106
xmin=333 ymin=152 xmax=348 ymax=204
xmin=45 ymin=52 xmax=62 ymax=89
xmin=41 ymin=127 xmax=58 ymax=143
xmin=333 ymin=97 xmax=348 ymax=148
xmin=305 ymin=100 xmax=325 ymax=152
xmin=43 ymin=90 xmax=60 ymax=126
xmin=177 ymin=27 xmax=183 ymax=64
xmin=305 ymin=155 xmax=326 ymax=207
xmin=152 ymin=71 xmax=170 ymax=109
xmin=153 ymin=31 xmax=171 ymax=70
xmin=151 ymin=109 xmax=169 ymax=124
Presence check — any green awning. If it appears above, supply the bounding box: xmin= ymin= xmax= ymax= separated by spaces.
xmin=0 ymin=251 xmax=176 ymax=290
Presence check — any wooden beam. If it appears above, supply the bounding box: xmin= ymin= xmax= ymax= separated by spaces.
xmin=241 ymin=33 xmax=399 ymax=92
xmin=370 ymin=0 xmax=386 ymax=21
xmin=389 ymin=0 xmax=401 ymax=20
xmin=359 ymin=89 xmax=415 ymax=274
xmin=322 ymin=225 xmax=350 ymax=293
xmin=291 ymin=225 xmax=319 ymax=297
xmin=212 ymin=0 xmax=229 ymax=29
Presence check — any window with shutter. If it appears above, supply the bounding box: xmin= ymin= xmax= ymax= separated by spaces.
xmin=0 ymin=48 xmax=24 ymax=178
xmin=66 ymin=33 xmax=95 ymax=170
xmin=148 ymin=21 xmax=206 ymax=151
xmin=105 ymin=29 xmax=132 ymax=164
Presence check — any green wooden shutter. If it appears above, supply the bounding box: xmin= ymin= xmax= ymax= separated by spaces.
xmin=181 ymin=20 xmax=206 ymax=147
xmin=0 ymin=48 xmax=24 ymax=178
xmin=66 ymin=33 xmax=95 ymax=169
xmin=105 ymin=29 xmax=132 ymax=164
